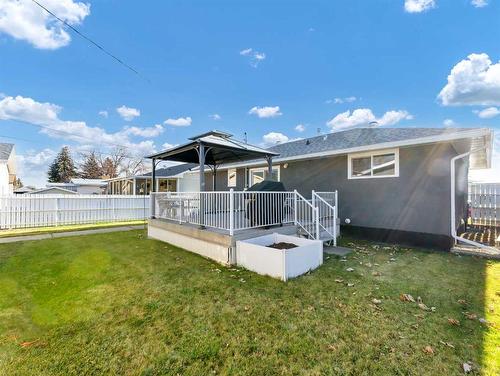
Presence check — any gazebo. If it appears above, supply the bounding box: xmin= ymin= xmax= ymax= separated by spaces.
xmin=147 ymin=130 xmax=279 ymax=192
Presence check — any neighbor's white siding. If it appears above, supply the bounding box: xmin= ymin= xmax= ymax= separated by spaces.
xmin=75 ymin=185 xmax=105 ymax=195
xmin=0 ymin=163 xmax=11 ymax=196
xmin=178 ymin=172 xmax=200 ymax=192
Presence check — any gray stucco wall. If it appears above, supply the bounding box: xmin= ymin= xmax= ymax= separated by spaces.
xmin=207 ymin=142 xmax=469 ymax=237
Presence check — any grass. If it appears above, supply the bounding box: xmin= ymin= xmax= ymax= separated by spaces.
xmin=0 ymin=220 xmax=147 ymax=238
xmin=0 ymin=230 xmax=498 ymax=375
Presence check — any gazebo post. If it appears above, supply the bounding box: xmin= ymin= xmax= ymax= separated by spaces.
xmin=267 ymin=156 xmax=273 ymax=180
xmin=213 ymin=165 xmax=217 ymax=191
xmin=151 ymin=158 xmax=156 ymax=218
xmin=198 ymin=143 xmax=205 ymax=228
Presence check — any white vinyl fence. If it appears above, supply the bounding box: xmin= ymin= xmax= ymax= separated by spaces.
xmin=0 ymin=195 xmax=150 ymax=229
xmin=469 ymin=183 xmax=500 ymax=227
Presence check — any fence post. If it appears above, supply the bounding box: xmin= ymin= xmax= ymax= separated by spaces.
xmin=293 ymin=190 xmax=298 ymax=225
xmin=229 ymin=188 xmax=234 ymax=236
xmin=55 ymin=197 xmax=59 ymax=226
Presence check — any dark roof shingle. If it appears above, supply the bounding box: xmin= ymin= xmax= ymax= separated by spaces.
xmin=0 ymin=143 xmax=14 ymax=161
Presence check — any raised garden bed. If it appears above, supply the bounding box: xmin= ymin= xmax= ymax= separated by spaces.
xmin=236 ymin=233 xmax=323 ymax=281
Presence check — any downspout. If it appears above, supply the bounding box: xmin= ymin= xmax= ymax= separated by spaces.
xmin=450 ymin=147 xmax=497 ymax=251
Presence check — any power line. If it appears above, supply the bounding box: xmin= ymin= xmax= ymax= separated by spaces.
xmin=30 ymin=0 xmax=148 ymax=81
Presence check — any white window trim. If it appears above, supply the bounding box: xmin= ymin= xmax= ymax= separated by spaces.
xmin=347 ymin=148 xmax=399 ymax=179
xmin=227 ymin=168 xmax=237 ymax=187
xmin=249 ymin=166 xmax=280 ymax=186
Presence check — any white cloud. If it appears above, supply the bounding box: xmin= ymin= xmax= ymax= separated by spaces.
xmin=209 ymin=113 xmax=221 ymax=120
xmin=240 ymin=48 xmax=266 ymax=67
xmin=474 ymin=106 xmax=500 ymax=119
xmin=326 ymin=96 xmax=357 ymax=104
xmin=248 ymin=106 xmax=282 ymax=118
xmin=16 ymin=148 xmax=57 ymax=187
xmin=438 ymin=53 xmax=500 ymax=106
xmin=122 ymin=124 xmax=164 ymax=138
xmin=443 ymin=118 xmax=456 ymax=127
xmin=262 ymin=132 xmax=289 ymax=146
xmin=116 ymin=105 xmax=140 ymax=121
xmin=295 ymin=124 xmax=305 ymax=132
xmin=404 ymin=0 xmax=436 ymax=13
xmin=98 ymin=110 xmax=108 ymax=118
xmin=0 ymin=94 xmax=157 ymax=157
xmin=164 ymin=116 xmax=192 ymax=127
xmin=326 ymin=108 xmax=413 ymax=130
xmin=161 ymin=142 xmax=178 ymax=150
xmin=0 ymin=0 xmax=90 ymax=49
xmin=471 ymin=0 xmax=488 ymax=7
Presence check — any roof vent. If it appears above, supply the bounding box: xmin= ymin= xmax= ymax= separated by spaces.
xmin=306 ymin=140 xmax=311 ymax=145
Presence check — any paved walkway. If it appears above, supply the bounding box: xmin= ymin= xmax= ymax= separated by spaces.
xmin=0 ymin=225 xmax=146 ymax=244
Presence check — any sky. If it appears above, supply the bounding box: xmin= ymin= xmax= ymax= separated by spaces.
xmin=0 ymin=0 xmax=499 ymax=187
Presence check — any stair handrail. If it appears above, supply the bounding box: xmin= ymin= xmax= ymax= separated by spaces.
xmin=294 ymin=190 xmax=319 ymax=240
xmin=312 ymin=190 xmax=338 ymax=246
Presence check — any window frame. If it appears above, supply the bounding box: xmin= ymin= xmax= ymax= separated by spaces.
xmin=248 ymin=166 xmax=280 ymax=186
xmin=347 ymin=148 xmax=399 ymax=180
xmin=227 ymin=168 xmax=237 ymax=187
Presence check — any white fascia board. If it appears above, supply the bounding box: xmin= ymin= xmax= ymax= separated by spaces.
xmin=217 ymin=128 xmax=492 ymax=170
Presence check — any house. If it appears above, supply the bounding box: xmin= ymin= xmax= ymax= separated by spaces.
xmin=29 ymin=186 xmax=77 ymax=195
xmin=200 ymin=127 xmax=493 ymax=250
xmin=45 ymin=179 xmax=107 ymax=195
xmin=13 ymin=186 xmax=35 ymax=194
xmin=105 ymin=163 xmax=199 ymax=195
xmin=0 ymin=143 xmax=16 ymax=196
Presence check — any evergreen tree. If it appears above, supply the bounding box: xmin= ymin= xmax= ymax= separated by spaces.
xmin=47 ymin=146 xmax=77 ymax=183
xmin=101 ymin=157 xmax=118 ymax=178
xmin=80 ymin=151 xmax=103 ymax=179
xmin=47 ymin=158 xmax=61 ymax=182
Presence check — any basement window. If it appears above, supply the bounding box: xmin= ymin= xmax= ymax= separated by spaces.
xmin=348 ymin=149 xmax=399 ymax=179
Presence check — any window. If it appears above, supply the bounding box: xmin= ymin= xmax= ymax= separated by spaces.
xmin=249 ymin=166 xmax=280 ymax=186
xmin=227 ymin=168 xmax=237 ymax=187
xmin=348 ymin=149 xmax=399 ymax=179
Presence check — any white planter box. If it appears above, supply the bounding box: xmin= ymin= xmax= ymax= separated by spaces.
xmin=236 ymin=233 xmax=323 ymax=281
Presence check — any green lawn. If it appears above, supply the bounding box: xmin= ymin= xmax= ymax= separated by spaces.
xmin=0 ymin=231 xmax=498 ymax=375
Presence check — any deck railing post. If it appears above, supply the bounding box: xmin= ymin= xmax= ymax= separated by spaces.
xmin=315 ymin=207 xmax=320 ymax=240
xmin=150 ymin=192 xmax=156 ymax=218
xmin=293 ymin=190 xmax=298 ymax=225
xmin=333 ymin=204 xmax=337 ymax=246
xmin=312 ymin=190 xmax=316 ymax=209
xmin=229 ymin=188 xmax=234 ymax=236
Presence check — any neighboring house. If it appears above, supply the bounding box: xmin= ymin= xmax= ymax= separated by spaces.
xmin=0 ymin=143 xmax=16 ymax=196
xmin=204 ymin=127 xmax=493 ymax=249
xmin=29 ymin=187 xmax=77 ymax=195
xmin=46 ymin=179 xmax=107 ymax=195
xmin=70 ymin=179 xmax=107 ymax=195
xmin=13 ymin=186 xmax=35 ymax=194
xmin=106 ymin=163 xmax=199 ymax=195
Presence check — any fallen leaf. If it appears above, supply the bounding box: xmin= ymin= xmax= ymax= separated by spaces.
xmin=372 ymin=298 xmax=382 ymax=305
xmin=20 ymin=339 xmax=40 ymax=348
xmin=372 ymin=271 xmax=382 ymax=276
xmin=346 ymin=268 xmax=354 ymax=272
xmin=439 ymin=340 xmax=455 ymax=348
xmin=346 ymin=283 xmax=355 ymax=287
xmin=335 ymin=278 xmax=344 ymax=283
xmin=418 ymin=303 xmax=430 ymax=311
xmin=463 ymin=362 xmax=473 ymax=373
xmin=465 ymin=312 xmax=477 ymax=320
xmin=400 ymin=294 xmax=415 ymax=303
xmin=457 ymin=299 xmax=467 ymax=306
xmin=423 ymin=345 xmax=434 ymax=355
xmin=327 ymin=344 xmax=337 ymax=351
xmin=447 ymin=318 xmax=460 ymax=326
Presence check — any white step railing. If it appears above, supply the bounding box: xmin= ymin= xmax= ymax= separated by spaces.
xmin=469 ymin=183 xmax=499 ymax=228
xmin=312 ymin=190 xmax=338 ymax=246
xmin=152 ymin=190 xmax=328 ymax=239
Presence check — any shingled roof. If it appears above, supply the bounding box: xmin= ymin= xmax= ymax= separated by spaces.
xmin=0 ymin=143 xmax=14 ymax=161
xmin=265 ymin=128 xmax=481 ymax=159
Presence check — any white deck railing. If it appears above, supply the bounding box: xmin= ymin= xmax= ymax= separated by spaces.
xmin=0 ymin=195 xmax=150 ymax=229
xmin=151 ymin=189 xmax=339 ymax=240
xmin=312 ymin=190 xmax=338 ymax=245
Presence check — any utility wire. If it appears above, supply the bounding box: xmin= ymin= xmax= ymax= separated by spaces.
xmin=30 ymin=0 xmax=148 ymax=81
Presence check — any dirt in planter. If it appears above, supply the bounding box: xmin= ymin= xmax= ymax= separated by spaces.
xmin=268 ymin=242 xmax=298 ymax=250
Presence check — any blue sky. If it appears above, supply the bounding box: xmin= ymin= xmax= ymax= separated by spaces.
xmin=0 ymin=0 xmax=499 ymax=186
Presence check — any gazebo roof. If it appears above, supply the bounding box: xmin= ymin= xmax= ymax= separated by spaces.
xmin=147 ymin=130 xmax=279 ymax=165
